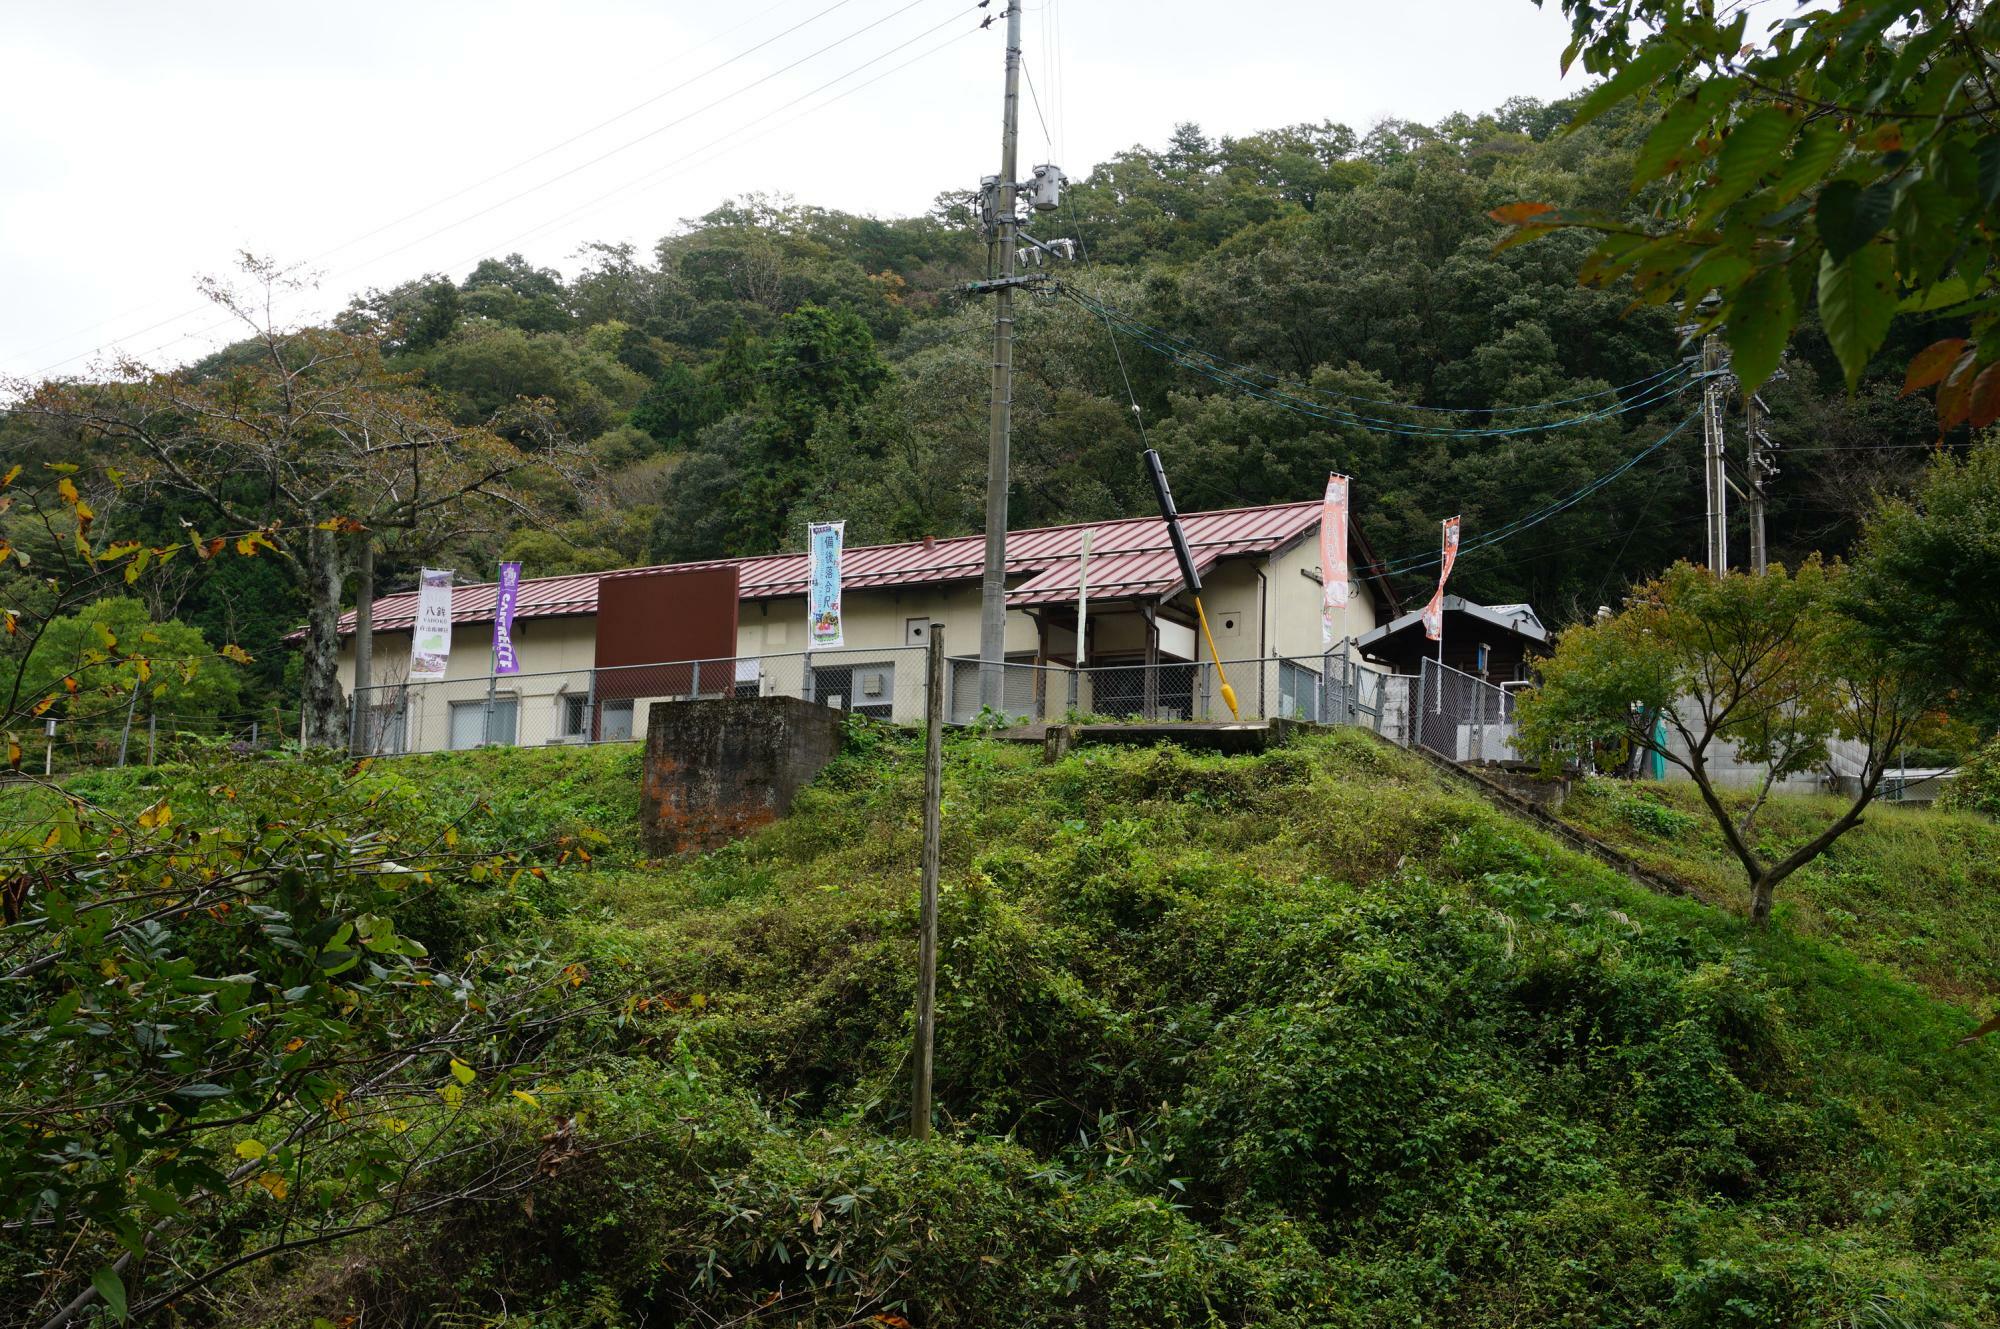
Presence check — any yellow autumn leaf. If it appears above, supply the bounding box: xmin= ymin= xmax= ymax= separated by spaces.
xmin=0 ymin=463 xmax=19 ymax=487
xmin=233 ymin=1139 xmax=267 ymax=1159
xmin=220 ymin=643 xmax=255 ymax=665
xmin=137 ymin=800 xmax=172 ymax=831
xmin=6 ymin=737 xmax=20 ymax=770
xmin=438 ymin=1084 xmax=464 ymax=1108
xmin=510 ymin=1089 xmax=538 ymax=1107
xmin=255 ymin=1172 xmax=288 ymax=1200
xmin=449 ymin=1057 xmax=476 ymax=1085
xmin=56 ymin=476 xmax=79 ymax=506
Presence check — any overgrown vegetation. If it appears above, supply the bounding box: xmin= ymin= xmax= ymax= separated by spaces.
xmin=23 ymin=734 xmax=1992 ymax=1326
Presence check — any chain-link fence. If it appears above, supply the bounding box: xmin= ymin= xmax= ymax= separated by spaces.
xmin=345 ymin=648 xmax=1440 ymax=756
xmin=1411 ymin=657 xmax=1522 ymax=764
xmin=24 ymin=709 xmax=287 ymax=775
xmin=348 ymin=648 xmax=934 ymax=756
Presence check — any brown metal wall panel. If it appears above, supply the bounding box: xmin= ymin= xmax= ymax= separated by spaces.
xmin=593 ymin=567 xmax=740 ymax=701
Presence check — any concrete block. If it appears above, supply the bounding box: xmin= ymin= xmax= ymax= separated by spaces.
xmin=640 ymin=697 xmax=844 ymax=855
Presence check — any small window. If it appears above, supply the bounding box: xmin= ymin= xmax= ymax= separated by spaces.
xmin=599 ymin=699 xmax=635 ymax=742
xmin=561 ymin=694 xmax=590 ymax=739
xmin=449 ymin=697 xmax=517 ymax=749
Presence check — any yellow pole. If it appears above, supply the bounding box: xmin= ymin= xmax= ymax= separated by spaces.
xmin=1194 ymin=597 xmax=1240 ymax=720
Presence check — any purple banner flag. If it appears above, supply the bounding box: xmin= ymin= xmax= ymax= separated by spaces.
xmin=492 ymin=561 xmax=522 ymax=675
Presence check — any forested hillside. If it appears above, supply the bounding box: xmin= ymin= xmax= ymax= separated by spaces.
xmin=2 ymin=96 xmax=1964 ymax=716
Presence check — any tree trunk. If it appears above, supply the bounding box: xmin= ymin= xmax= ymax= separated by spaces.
xmin=1749 ymin=873 xmax=1777 ymax=925
xmin=300 ymin=526 xmax=349 ymax=750
xmin=350 ymin=533 xmax=374 ymax=751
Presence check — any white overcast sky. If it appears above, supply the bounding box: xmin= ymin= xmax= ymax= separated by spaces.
xmin=0 ymin=0 xmax=1580 ymax=381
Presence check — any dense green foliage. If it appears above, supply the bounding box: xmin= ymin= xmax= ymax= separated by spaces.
xmin=0 ymin=749 xmax=622 ymax=1325
xmin=1506 ymin=0 xmax=2000 ymax=410
xmin=31 ymin=734 xmax=1982 ymax=1327
xmin=1518 ymin=556 xmax=1949 ymax=921
xmin=1846 ymin=436 xmax=2000 ymax=730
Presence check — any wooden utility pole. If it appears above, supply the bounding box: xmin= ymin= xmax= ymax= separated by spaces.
xmin=911 ymin=625 xmax=946 ymax=1140
xmin=349 ymin=534 xmax=374 ymax=753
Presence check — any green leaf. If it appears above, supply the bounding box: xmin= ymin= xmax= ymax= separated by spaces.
xmin=1769 ymin=126 xmax=1842 ymax=205
xmin=1818 ymin=179 xmax=1895 ymax=261
xmin=1977 ymin=135 xmax=2000 ymax=210
xmin=1728 ymin=266 xmax=1797 ymax=391
xmin=171 ymin=1082 xmax=233 ymax=1099
xmin=1699 ymin=108 xmax=1796 ymax=219
xmin=92 ymin=1266 xmax=128 ymax=1322
xmin=450 ymin=1057 xmax=476 ymax=1085
xmin=1819 ymin=244 xmax=1898 ymax=390
xmin=1634 ymin=92 xmax=1714 ymax=185
xmin=135 ymin=1184 xmax=187 ymax=1219
xmin=1568 ymin=42 xmax=1684 ymax=133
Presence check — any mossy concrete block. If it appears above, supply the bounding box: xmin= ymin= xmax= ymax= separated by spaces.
xmin=640 ymin=697 xmax=844 ymax=855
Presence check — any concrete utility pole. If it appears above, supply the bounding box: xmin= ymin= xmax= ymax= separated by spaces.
xmin=1745 ymin=389 xmax=1775 ymax=575
xmin=976 ymin=1 xmax=1025 ymax=711
xmin=1701 ymin=332 xmax=1730 ymax=574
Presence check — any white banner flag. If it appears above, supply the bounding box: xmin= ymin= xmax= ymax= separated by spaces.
xmin=410 ymin=567 xmax=454 ymax=678
xmin=1420 ymin=517 xmax=1461 ymax=642
xmin=1320 ymin=473 xmax=1350 ymax=649
xmin=807 ymin=521 xmax=845 ymax=649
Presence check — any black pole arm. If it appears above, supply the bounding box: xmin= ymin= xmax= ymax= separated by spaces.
xmin=1142 ymin=448 xmax=1202 ymax=595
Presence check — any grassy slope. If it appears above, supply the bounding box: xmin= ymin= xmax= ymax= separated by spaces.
xmin=51 ymin=736 xmax=2000 ymax=1326
xmin=1554 ymin=776 xmax=2000 ymax=1006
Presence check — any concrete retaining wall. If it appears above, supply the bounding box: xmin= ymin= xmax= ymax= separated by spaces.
xmin=639 ymin=697 xmax=845 ymax=855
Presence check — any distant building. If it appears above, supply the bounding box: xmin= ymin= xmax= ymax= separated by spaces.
xmin=1354 ymin=595 xmax=1548 ymax=682
xmin=326 ymin=500 xmax=1403 ymax=749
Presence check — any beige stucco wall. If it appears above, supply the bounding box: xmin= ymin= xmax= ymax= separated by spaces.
xmin=333 ymin=531 xmax=1392 ymax=742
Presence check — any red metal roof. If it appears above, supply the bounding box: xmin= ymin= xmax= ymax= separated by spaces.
xmin=332 ymin=500 xmax=1389 ymax=636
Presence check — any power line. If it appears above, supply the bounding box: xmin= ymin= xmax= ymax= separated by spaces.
xmin=1069 ymin=286 xmax=1702 ymax=439
xmin=1361 ymin=408 xmax=1703 ymax=576
xmin=482 ymin=8 xmax=985 ymax=261
xmin=26 ymin=0 xmax=965 ymax=379
xmin=9 ymin=0 xmax=862 ymax=375
xmin=1067 ymin=286 xmax=1692 ymax=417
xmin=100 ymin=7 xmax=984 ymax=376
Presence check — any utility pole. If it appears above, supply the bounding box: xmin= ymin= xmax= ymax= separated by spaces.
xmin=910 ymin=625 xmax=945 ymax=1140
xmin=1744 ymin=388 xmax=1776 ymax=575
xmin=967 ymin=4 xmax=1073 ymax=711
xmin=976 ymin=1 xmax=1025 ymax=712
xmin=1701 ymin=332 xmax=1730 ymax=574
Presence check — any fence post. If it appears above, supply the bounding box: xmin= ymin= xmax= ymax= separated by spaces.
xmin=116 ymin=677 xmax=141 ymax=767
xmin=692 ymin=659 xmax=702 ymax=699
xmin=911 ymin=626 xmax=946 ymax=1140
xmin=1412 ymin=664 xmax=1426 ymax=750
xmin=147 ymin=712 xmax=156 ymax=766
